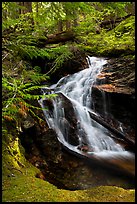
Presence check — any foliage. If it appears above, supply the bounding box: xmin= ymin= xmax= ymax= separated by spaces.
xmin=2 ymin=0 xmax=135 ymax=137
xmin=80 ymin=15 xmax=135 ymax=56
xmin=99 ymin=2 xmax=130 ymax=18
xmin=3 ymin=2 xmax=132 ymax=35
xmin=2 ymin=48 xmax=57 ymax=132
xmin=2 ymin=2 xmax=81 ymax=133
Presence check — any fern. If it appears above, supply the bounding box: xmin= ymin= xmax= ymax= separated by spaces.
xmin=2 ymin=13 xmax=74 ymax=132
xmin=44 ymin=45 xmax=73 ymax=74
xmin=29 ymin=73 xmax=50 ymax=84
xmin=52 ymin=49 xmax=73 ymax=71
xmin=2 ymin=72 xmax=57 ymax=129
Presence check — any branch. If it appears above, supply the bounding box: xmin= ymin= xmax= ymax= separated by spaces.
xmin=5 ymin=92 xmax=17 ymax=110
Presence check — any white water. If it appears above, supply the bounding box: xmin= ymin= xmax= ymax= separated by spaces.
xmin=39 ymin=56 xmax=134 ymax=160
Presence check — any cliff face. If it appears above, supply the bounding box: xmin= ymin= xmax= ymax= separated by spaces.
xmin=91 ymin=56 xmax=135 ymax=142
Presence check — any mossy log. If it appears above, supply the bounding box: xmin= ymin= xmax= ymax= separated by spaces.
xmin=100 ymin=14 xmax=132 ymax=29
xmin=37 ymin=30 xmax=76 ymax=47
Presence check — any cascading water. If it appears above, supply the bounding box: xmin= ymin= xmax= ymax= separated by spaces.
xmin=39 ymin=56 xmax=134 ymax=162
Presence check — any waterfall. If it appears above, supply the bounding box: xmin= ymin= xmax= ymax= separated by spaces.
xmin=39 ymin=56 xmax=134 ymax=160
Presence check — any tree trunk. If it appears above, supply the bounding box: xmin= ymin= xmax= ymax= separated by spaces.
xmin=17 ymin=2 xmax=23 ymax=14
xmin=23 ymin=2 xmax=33 ymax=14
xmin=125 ymin=2 xmax=135 ymax=15
xmin=73 ymin=18 xmax=78 ymax=27
xmin=18 ymin=2 xmax=34 ymax=25
xmin=73 ymin=10 xmax=78 ymax=27
xmin=36 ymin=2 xmax=39 ymax=14
xmin=34 ymin=2 xmax=39 ymax=26
xmin=65 ymin=6 xmax=71 ymax=31
xmin=66 ymin=20 xmax=71 ymax=31
xmin=3 ymin=8 xmax=7 ymax=20
xmin=58 ymin=20 xmax=63 ymax=32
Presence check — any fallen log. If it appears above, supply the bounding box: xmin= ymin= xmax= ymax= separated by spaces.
xmin=100 ymin=14 xmax=132 ymax=30
xmin=88 ymin=110 xmax=135 ymax=149
xmin=37 ymin=30 xmax=76 ymax=47
xmin=59 ymin=93 xmax=135 ymax=150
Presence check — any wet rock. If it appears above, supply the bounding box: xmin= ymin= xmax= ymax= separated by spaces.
xmin=19 ymin=55 xmax=135 ymax=191
xmin=43 ymin=93 xmax=80 ymax=146
xmin=35 ymin=128 xmax=63 ymax=164
xmin=91 ymin=56 xmax=135 ymax=145
xmin=20 ymin=110 xmax=135 ymax=191
xmin=96 ymin=56 xmax=135 ymax=95
xmin=42 ymin=98 xmax=54 ymax=112
xmin=58 ymin=93 xmax=80 ymax=146
xmin=77 ymin=144 xmax=91 ymax=152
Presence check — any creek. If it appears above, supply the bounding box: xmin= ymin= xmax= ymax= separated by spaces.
xmin=35 ymin=56 xmax=135 ymax=189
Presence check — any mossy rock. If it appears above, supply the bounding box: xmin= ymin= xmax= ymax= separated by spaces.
xmin=2 ymin=131 xmax=135 ymax=202
xmin=2 ymin=171 xmax=135 ymax=202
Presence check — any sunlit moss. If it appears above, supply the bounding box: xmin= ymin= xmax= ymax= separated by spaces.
xmin=2 ymin=133 xmax=135 ymax=202
xmin=2 ymin=172 xmax=135 ymax=202
xmin=80 ymin=16 xmax=135 ymax=57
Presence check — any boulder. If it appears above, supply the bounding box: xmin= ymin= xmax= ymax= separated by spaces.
xmin=42 ymin=93 xmax=82 ymax=146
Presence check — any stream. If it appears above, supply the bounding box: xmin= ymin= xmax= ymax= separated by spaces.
xmin=38 ymin=56 xmax=135 ymax=188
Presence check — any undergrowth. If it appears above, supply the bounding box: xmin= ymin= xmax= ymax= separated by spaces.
xmin=2 ymin=44 xmax=57 ymax=134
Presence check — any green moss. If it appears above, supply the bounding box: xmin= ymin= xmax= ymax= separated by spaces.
xmin=80 ymin=16 xmax=135 ymax=57
xmin=2 ymin=132 xmax=135 ymax=202
xmin=2 ymin=172 xmax=135 ymax=202
xmin=2 ymin=135 xmax=27 ymax=177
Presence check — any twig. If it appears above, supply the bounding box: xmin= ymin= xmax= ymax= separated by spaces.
xmin=5 ymin=91 xmax=17 ymax=109
xmin=10 ymin=167 xmax=23 ymax=173
xmin=4 ymin=80 xmax=18 ymax=109
xmin=45 ymin=64 xmax=56 ymax=76
xmin=2 ymin=53 xmax=9 ymax=61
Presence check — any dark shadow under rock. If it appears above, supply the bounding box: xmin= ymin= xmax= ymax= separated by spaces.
xmin=19 ymin=120 xmax=135 ymax=191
